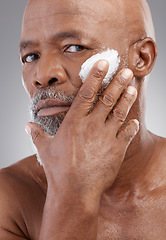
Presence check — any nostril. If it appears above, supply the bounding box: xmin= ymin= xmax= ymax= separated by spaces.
xmin=48 ymin=78 xmax=58 ymax=85
xmin=34 ymin=78 xmax=58 ymax=88
xmin=35 ymin=81 xmax=42 ymax=86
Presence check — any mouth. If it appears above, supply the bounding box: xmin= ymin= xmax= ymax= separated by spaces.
xmin=36 ymin=98 xmax=71 ymax=117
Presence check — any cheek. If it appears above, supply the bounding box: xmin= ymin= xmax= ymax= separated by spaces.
xmin=69 ymin=73 xmax=83 ymax=90
xmin=66 ymin=61 xmax=83 ymax=89
xmin=22 ymin=67 xmax=35 ymax=98
xmin=79 ymin=49 xmax=121 ymax=85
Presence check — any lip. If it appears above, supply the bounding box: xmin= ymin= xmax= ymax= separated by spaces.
xmin=36 ymin=99 xmax=71 ymax=117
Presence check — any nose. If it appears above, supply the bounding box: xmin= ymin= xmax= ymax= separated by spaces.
xmin=33 ymin=53 xmax=68 ymax=88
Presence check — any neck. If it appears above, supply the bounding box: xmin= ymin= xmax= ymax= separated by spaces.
xmin=102 ymin=126 xmax=158 ymax=203
xmin=103 ymin=77 xmax=159 ymax=199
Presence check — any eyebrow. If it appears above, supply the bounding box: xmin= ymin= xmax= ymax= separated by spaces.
xmin=19 ymin=40 xmax=34 ymax=51
xmin=19 ymin=30 xmax=83 ymax=52
xmin=52 ymin=30 xmax=82 ymax=40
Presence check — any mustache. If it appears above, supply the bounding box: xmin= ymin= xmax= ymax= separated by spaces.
xmin=30 ymin=87 xmax=76 ymax=114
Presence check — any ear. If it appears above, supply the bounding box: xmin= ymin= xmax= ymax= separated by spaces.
xmin=128 ymin=37 xmax=157 ymax=78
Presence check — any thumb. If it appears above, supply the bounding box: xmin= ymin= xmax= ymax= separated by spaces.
xmin=25 ymin=122 xmax=50 ymax=149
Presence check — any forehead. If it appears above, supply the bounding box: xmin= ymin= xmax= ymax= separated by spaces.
xmin=22 ymin=0 xmax=124 ymax=33
xmin=24 ymin=0 xmax=121 ymax=21
xmin=21 ymin=0 xmax=126 ymax=51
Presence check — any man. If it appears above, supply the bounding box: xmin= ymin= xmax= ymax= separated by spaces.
xmin=0 ymin=0 xmax=166 ymax=239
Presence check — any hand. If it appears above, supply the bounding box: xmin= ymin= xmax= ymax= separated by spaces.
xmin=25 ymin=60 xmax=139 ymax=201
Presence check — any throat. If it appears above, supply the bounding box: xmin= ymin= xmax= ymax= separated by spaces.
xmin=104 ymin=130 xmax=157 ymax=199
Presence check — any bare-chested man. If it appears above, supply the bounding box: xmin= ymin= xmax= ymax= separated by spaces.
xmin=1 ymin=0 xmax=166 ymax=239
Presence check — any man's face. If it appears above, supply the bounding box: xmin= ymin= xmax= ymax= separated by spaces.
xmin=20 ymin=0 xmax=129 ymax=135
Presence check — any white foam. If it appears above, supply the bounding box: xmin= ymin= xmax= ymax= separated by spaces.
xmin=79 ymin=49 xmax=120 ymax=85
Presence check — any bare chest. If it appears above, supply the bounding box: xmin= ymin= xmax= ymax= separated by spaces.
xmin=24 ymin=192 xmax=166 ymax=240
xmin=97 ymin=201 xmax=166 ymax=240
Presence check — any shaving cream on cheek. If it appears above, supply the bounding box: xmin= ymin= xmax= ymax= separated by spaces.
xmin=79 ymin=49 xmax=121 ymax=85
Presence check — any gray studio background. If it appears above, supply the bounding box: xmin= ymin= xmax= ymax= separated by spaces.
xmin=0 ymin=0 xmax=166 ymax=169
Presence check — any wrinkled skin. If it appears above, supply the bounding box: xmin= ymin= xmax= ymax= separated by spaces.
xmin=1 ymin=0 xmax=166 ymax=239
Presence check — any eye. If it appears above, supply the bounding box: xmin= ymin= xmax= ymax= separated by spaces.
xmin=65 ymin=45 xmax=86 ymax=53
xmin=22 ymin=53 xmax=39 ymax=64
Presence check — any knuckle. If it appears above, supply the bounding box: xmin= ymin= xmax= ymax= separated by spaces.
xmin=121 ymin=127 xmax=136 ymax=143
xmin=122 ymin=93 xmax=132 ymax=104
xmin=115 ymin=75 xmax=127 ymax=89
xmin=113 ymin=69 xmax=133 ymax=91
xmin=32 ymin=131 xmax=40 ymax=144
xmin=113 ymin=108 xmax=126 ymax=122
xmin=78 ymin=87 xmax=95 ymax=100
xmin=99 ymin=93 xmax=114 ymax=107
xmin=119 ymin=120 xmax=139 ymax=142
xmin=92 ymin=68 xmax=105 ymax=80
xmin=123 ymin=129 xmax=134 ymax=141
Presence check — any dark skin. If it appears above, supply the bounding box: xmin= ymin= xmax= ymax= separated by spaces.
xmin=1 ymin=0 xmax=166 ymax=239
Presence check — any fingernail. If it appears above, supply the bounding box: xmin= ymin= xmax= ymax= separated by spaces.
xmin=25 ymin=124 xmax=31 ymax=136
xmin=133 ymin=119 xmax=139 ymax=128
xmin=97 ymin=60 xmax=108 ymax=71
xmin=121 ymin=69 xmax=133 ymax=79
xmin=126 ymin=86 xmax=137 ymax=95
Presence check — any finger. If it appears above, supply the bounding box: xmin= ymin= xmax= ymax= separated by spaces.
xmin=69 ymin=59 xmax=109 ymax=118
xmin=117 ymin=119 xmax=139 ymax=147
xmin=25 ymin=122 xmax=51 ymax=150
xmin=106 ymin=86 xmax=137 ymax=130
xmin=92 ymin=68 xmax=133 ymax=120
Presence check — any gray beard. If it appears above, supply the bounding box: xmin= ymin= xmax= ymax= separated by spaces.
xmin=30 ymin=78 xmax=120 ymax=136
xmin=30 ymin=55 xmax=128 ymax=136
xmin=29 ymin=57 xmax=128 ymax=165
xmin=29 ymin=74 xmax=129 ymax=164
xmin=30 ymin=87 xmax=75 ymax=136
xmin=30 ymin=87 xmax=110 ymax=166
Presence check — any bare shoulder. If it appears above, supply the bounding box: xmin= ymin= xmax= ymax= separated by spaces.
xmin=0 ymin=155 xmax=46 ymax=239
xmin=155 ymin=135 xmax=166 ymax=159
xmin=150 ymin=135 xmax=166 ymax=190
